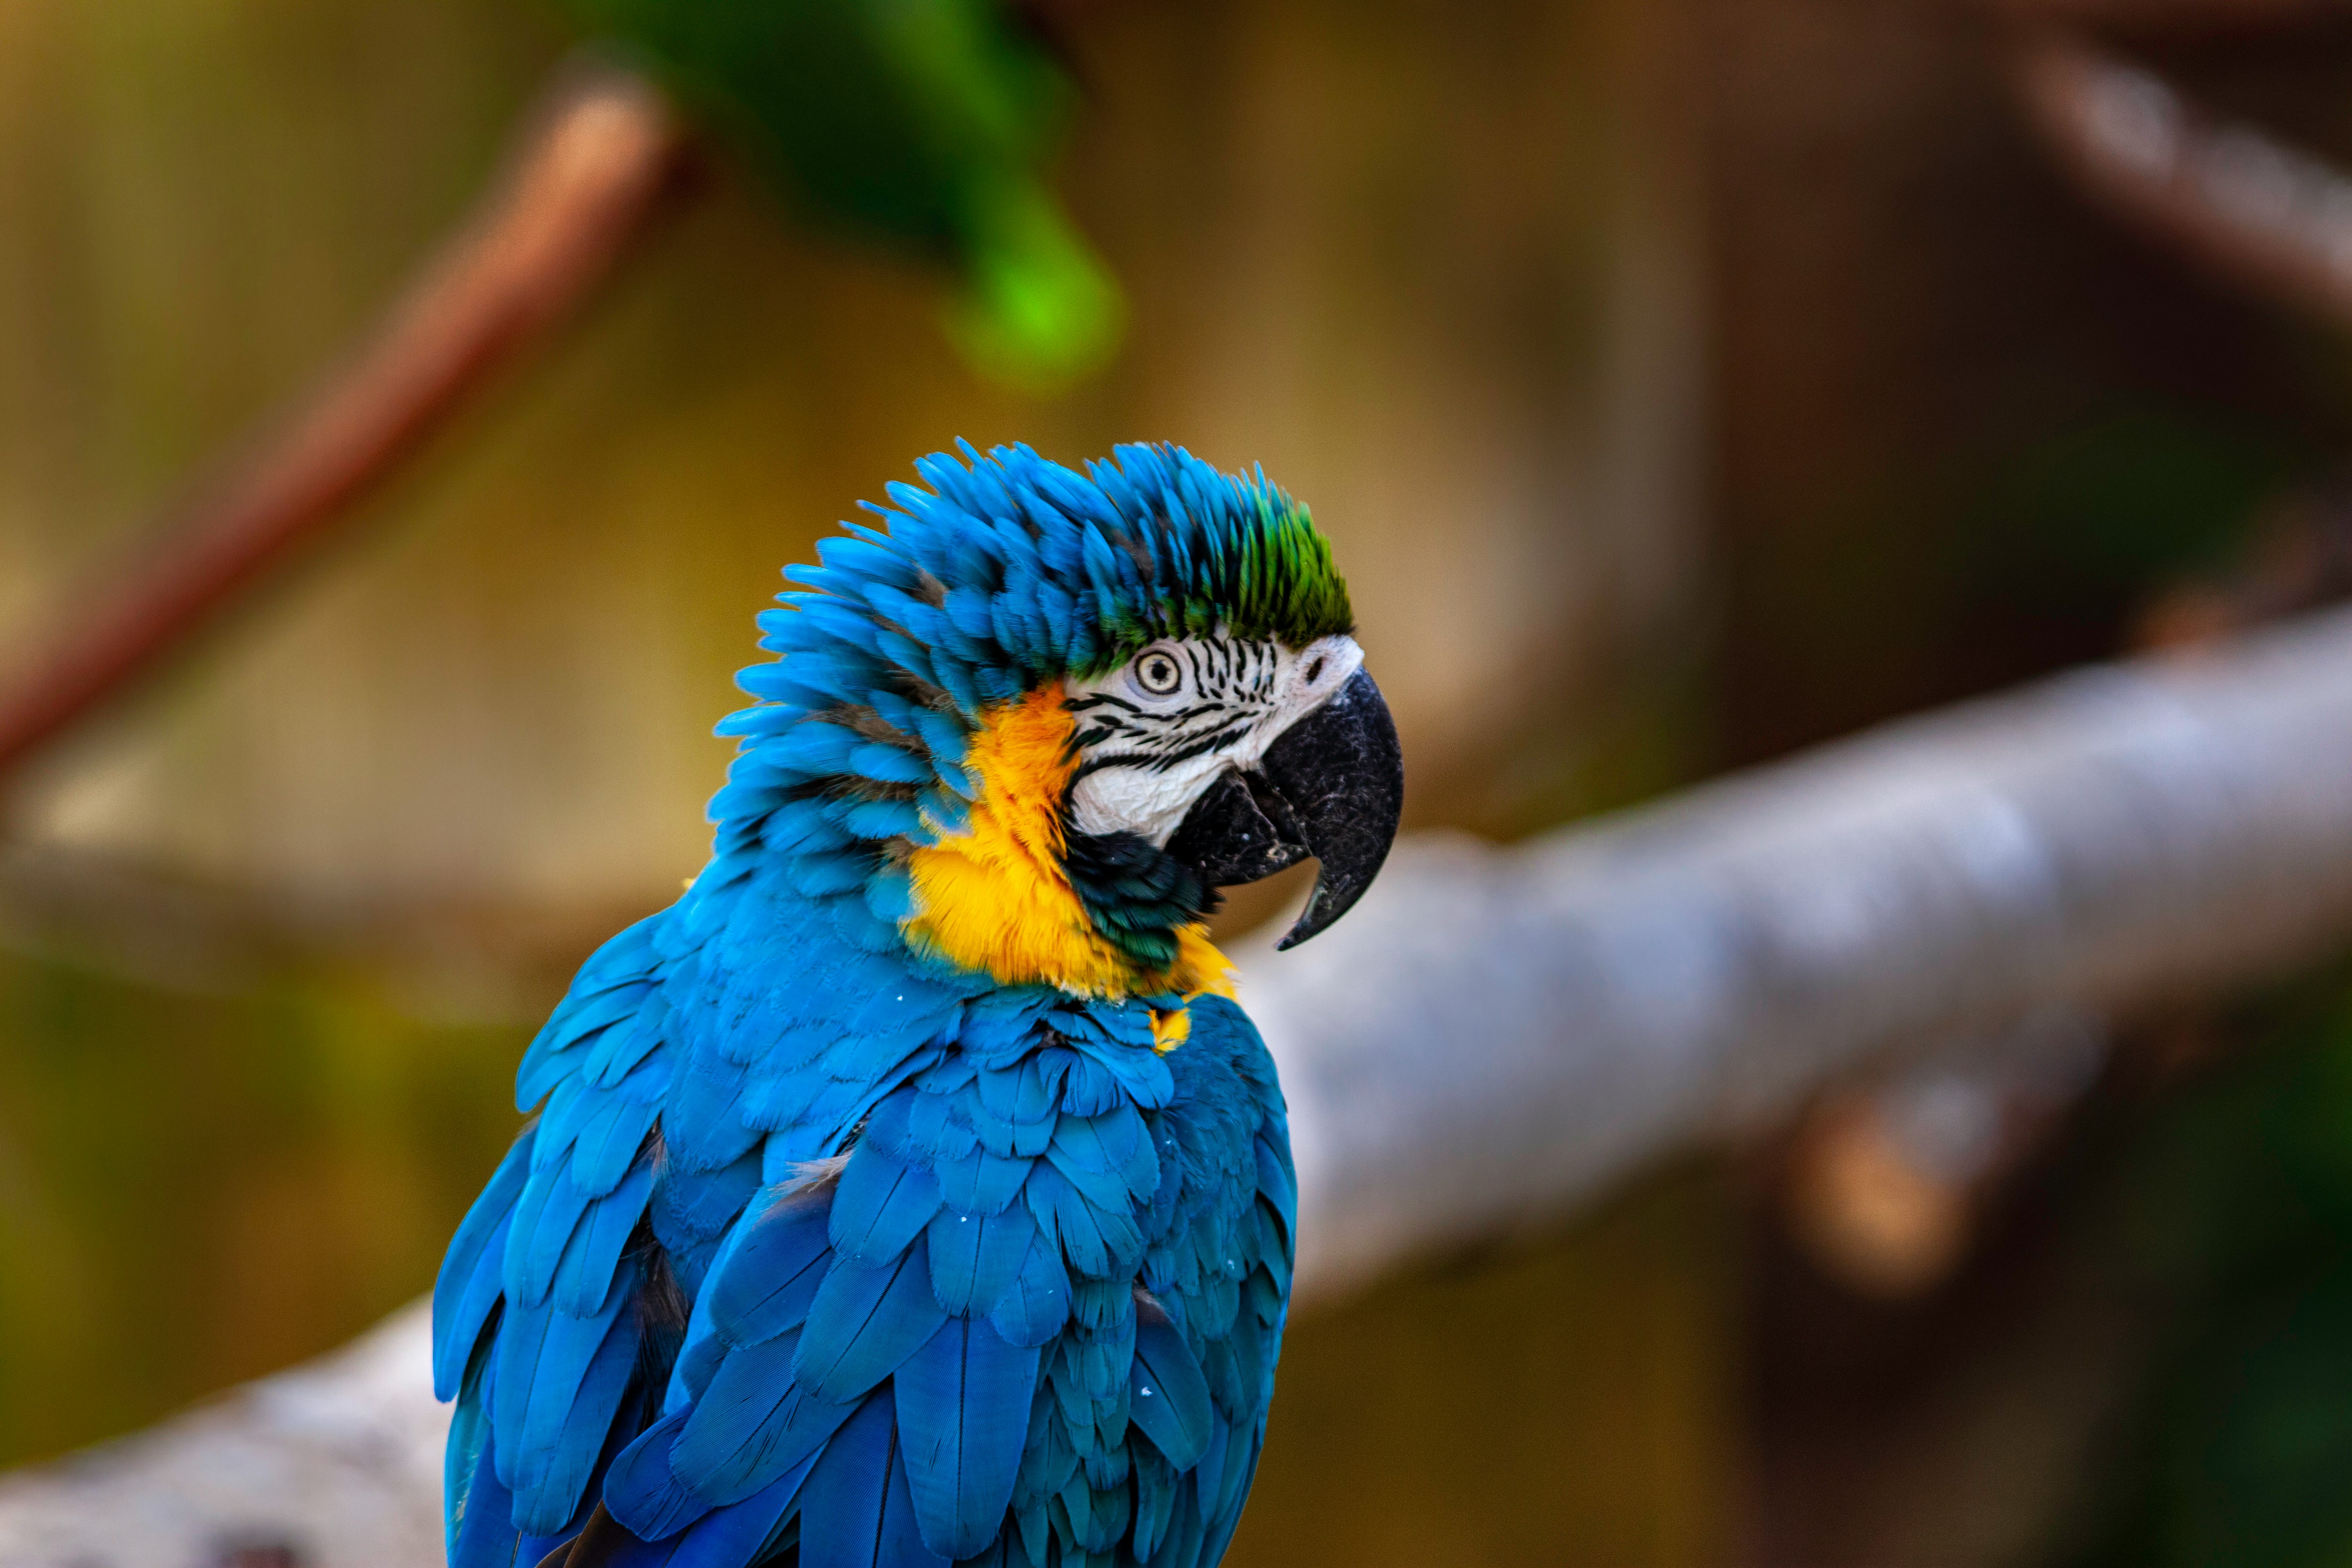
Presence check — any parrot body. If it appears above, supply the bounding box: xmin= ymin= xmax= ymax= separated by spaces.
xmin=436 ymin=444 xmax=1401 ymax=1568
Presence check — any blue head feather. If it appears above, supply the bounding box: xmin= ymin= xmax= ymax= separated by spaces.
xmin=693 ymin=442 xmax=1351 ymax=923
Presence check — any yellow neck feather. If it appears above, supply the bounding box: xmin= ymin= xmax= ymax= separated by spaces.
xmin=900 ymin=686 xmax=1232 ymax=1002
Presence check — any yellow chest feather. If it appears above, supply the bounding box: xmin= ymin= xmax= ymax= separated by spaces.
xmin=900 ymin=687 xmax=1232 ymax=1007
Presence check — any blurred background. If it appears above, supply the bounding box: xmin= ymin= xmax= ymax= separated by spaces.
xmin=5 ymin=0 xmax=2352 ymax=1564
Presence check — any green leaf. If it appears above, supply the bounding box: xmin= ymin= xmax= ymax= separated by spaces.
xmin=564 ymin=0 xmax=1122 ymax=384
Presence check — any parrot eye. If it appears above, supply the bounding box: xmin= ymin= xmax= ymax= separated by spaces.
xmin=1131 ymin=648 xmax=1184 ymax=697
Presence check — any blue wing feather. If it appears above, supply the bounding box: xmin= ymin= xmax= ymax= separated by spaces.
xmin=696 ymin=1186 xmax=833 ymax=1361
xmin=450 ymin=1441 xmax=584 ymax=1568
xmin=650 ymin=1146 xmax=764 ymax=1300
xmin=664 ymin=1053 xmax=763 ymax=1172
xmin=654 ymin=1147 xmax=765 ymax=1244
xmin=434 ymin=1129 xmax=534 ymax=1399
xmin=986 ymin=1229 xmax=1072 ymax=1349
xmin=932 ymin=1146 xmax=1034 ymax=1215
xmin=925 ymin=1204 xmax=1035 ymax=1317
xmin=601 ymin=1449 xmax=819 ymax=1568
xmin=1252 ymin=1135 xmax=1295 ymax=1242
xmin=1196 ymin=1435 xmax=1265 ymax=1568
xmin=829 ymin=1147 xmax=945 ymax=1267
xmin=582 ymin=996 xmax=671 ymax=1089
xmin=795 ymin=1242 xmax=946 ymax=1404
xmin=1130 ymin=1447 xmax=1178 ymax=1562
xmin=904 ymin=1087 xmax=982 ymax=1163
xmin=441 ymin=860 xmax=1295 ymax=1568
xmin=893 ymin=1314 xmax=1041 ymax=1557
xmin=538 ymin=1076 xmax=607 ymax=1165
xmin=572 ymin=1085 xmax=668 ymax=1193
xmin=553 ymin=1156 xmax=656 ymax=1317
xmin=508 ymin=1296 xmax=642 ymax=1529
xmin=495 ymin=1256 xmax=640 ymax=1533
xmin=671 ymin=1331 xmax=862 ymax=1511
xmin=878 ymin=1436 xmax=950 ymax=1568
xmin=795 ymin=1391 xmax=941 ymax=1568
xmin=507 ymin=1158 xmax=596 ymax=1308
xmin=1127 ymin=1305 xmax=1212 ymax=1471
xmin=1044 ymin=1118 xmax=1153 ymax=1214
xmin=1146 ymin=1479 xmax=1206 ymax=1568
xmin=605 ymin=1409 xmax=700 ymax=1538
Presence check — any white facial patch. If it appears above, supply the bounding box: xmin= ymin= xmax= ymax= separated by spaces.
xmin=1063 ymin=633 xmax=1364 ymax=845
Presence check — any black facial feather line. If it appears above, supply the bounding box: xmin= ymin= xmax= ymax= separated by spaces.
xmin=1066 ymin=638 xmax=1283 ymax=782
xmin=1055 ymin=637 xmax=1289 ymax=962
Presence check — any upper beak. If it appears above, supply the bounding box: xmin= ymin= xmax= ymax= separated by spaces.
xmin=1164 ymin=668 xmax=1405 ymax=949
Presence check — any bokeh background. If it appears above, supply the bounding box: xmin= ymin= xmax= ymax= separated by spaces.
xmin=3 ymin=0 xmax=2352 ymax=1564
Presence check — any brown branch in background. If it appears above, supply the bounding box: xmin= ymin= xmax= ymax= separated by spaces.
xmin=1994 ymin=0 xmax=2347 ymax=41
xmin=2009 ymin=27 xmax=2352 ymax=329
xmin=0 ymin=62 xmax=688 ymax=783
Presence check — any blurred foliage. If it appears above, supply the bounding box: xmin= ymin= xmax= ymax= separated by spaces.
xmin=0 ymin=945 xmax=521 ymax=1466
xmin=1956 ymin=407 xmax=2304 ymax=620
xmin=565 ymin=0 xmax=1120 ymax=386
xmin=1722 ymin=396 xmax=2316 ymax=775
xmin=2055 ymin=975 xmax=2352 ymax=1568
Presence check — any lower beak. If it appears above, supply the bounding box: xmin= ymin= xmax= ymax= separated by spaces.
xmin=1164 ymin=668 xmax=1405 ymax=949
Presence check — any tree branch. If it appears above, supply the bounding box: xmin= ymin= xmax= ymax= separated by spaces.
xmin=14 ymin=605 xmax=2352 ymax=1553
xmin=2008 ymin=27 xmax=2352 ymax=330
xmin=1994 ymin=0 xmax=2345 ymax=41
xmin=0 ymin=62 xmax=686 ymax=781
xmin=1265 ymin=605 xmax=2352 ymax=1300
xmin=0 ymin=1304 xmax=443 ymax=1567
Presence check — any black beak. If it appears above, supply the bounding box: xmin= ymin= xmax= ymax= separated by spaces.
xmin=1164 ymin=667 xmax=1405 ymax=950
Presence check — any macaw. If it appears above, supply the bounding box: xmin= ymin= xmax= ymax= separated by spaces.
xmin=434 ymin=442 xmax=1404 ymax=1568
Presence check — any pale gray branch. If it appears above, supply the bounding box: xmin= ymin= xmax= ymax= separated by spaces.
xmin=15 ymin=607 xmax=2352 ymax=1556
xmin=0 ymin=1304 xmax=442 ymax=1566
xmin=1261 ymin=606 xmax=2352 ymax=1299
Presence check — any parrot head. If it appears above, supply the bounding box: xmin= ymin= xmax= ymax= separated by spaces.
xmin=711 ymin=441 xmax=1403 ymax=1002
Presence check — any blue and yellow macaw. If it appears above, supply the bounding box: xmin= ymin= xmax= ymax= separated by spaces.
xmin=434 ymin=443 xmax=1403 ymax=1568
